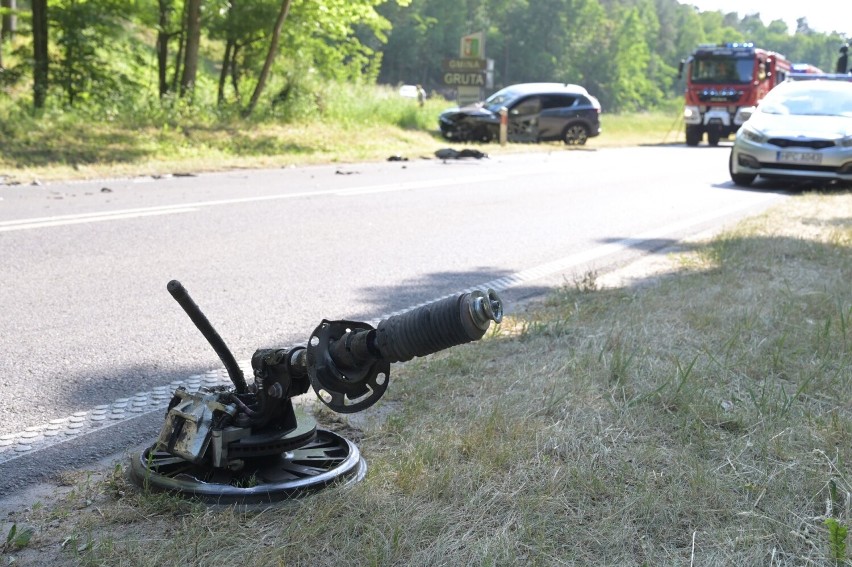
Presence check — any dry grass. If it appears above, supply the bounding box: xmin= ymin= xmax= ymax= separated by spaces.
xmin=3 ymin=190 xmax=851 ymax=566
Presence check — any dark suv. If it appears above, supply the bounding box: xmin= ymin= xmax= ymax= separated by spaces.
xmin=438 ymin=83 xmax=602 ymax=145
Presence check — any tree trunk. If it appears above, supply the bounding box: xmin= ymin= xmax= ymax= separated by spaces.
xmin=244 ymin=0 xmax=293 ymax=116
xmin=230 ymin=43 xmax=241 ymax=100
xmin=217 ymin=38 xmax=234 ymax=106
xmin=31 ymin=0 xmax=48 ymax=109
xmin=1 ymin=0 xmax=16 ymax=66
xmin=170 ymin=0 xmax=189 ymax=93
xmin=1 ymin=0 xmax=14 ymax=68
xmin=172 ymin=29 xmax=184 ymax=93
xmin=216 ymin=0 xmax=236 ymax=106
xmin=64 ymin=27 xmax=74 ymax=105
xmin=179 ymin=0 xmax=201 ymax=98
xmin=1 ymin=0 xmax=16 ymax=39
xmin=156 ymin=0 xmax=172 ymax=98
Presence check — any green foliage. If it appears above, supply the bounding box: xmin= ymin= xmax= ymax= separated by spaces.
xmin=44 ymin=0 xmax=148 ymax=107
xmin=2 ymin=0 xmax=394 ymax=114
xmin=825 ymin=518 xmax=848 ymax=564
xmin=1 ymin=0 xmax=849 ymax=116
xmin=607 ymin=7 xmax=665 ymax=111
xmin=3 ymin=523 xmax=34 ymax=551
xmin=378 ymin=0 xmax=848 ymax=111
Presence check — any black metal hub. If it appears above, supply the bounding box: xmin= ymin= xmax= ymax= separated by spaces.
xmin=307 ymin=320 xmax=390 ymax=413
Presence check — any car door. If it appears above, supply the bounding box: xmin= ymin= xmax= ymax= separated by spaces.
xmin=507 ymin=96 xmax=542 ymax=142
xmin=538 ymin=94 xmax=578 ymax=140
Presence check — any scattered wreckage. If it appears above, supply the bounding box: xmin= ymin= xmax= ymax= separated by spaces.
xmin=434 ymin=148 xmax=488 ymax=160
xmin=130 ymin=280 xmax=503 ymax=503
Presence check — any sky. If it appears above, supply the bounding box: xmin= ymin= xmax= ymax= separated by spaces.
xmin=687 ymin=0 xmax=848 ymax=36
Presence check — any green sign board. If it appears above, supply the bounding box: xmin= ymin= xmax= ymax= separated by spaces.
xmin=460 ymin=32 xmax=485 ymax=59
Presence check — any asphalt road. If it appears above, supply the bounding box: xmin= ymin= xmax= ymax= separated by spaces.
xmin=0 ymin=144 xmax=787 ymax=495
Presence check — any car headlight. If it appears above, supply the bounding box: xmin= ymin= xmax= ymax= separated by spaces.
xmin=840 ymin=136 xmax=852 ymax=148
xmin=734 ymin=106 xmax=756 ymax=124
xmin=683 ymin=106 xmax=699 ymax=120
xmin=739 ymin=125 xmax=766 ymax=144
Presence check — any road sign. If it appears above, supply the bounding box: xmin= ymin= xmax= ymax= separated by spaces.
xmin=443 ymin=58 xmax=488 ymax=72
xmin=461 ymin=32 xmax=484 ymax=59
xmin=443 ymin=72 xmax=485 ymax=87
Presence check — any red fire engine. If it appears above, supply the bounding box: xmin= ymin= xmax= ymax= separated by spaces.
xmin=678 ymin=43 xmax=792 ymax=146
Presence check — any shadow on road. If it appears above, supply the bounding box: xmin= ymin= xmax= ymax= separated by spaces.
xmin=349 ymin=268 xmax=553 ymax=323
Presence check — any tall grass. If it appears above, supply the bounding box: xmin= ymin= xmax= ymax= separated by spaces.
xmin=0 ymin=80 xmax=454 ymax=181
xmin=1 ymin=78 xmax=684 ymax=182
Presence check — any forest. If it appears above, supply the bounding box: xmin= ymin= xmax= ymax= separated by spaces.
xmin=0 ymin=0 xmax=848 ymax=118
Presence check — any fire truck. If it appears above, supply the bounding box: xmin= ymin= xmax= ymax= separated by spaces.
xmin=678 ymin=43 xmax=791 ymax=146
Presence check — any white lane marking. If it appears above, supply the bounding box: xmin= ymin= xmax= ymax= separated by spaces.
xmin=0 ymin=192 xmax=783 ymax=463
xmin=0 ymin=204 xmax=203 ymax=225
xmin=0 ymin=208 xmax=198 ymax=232
xmin=333 ymin=176 xmax=502 ymax=196
xmin=0 ymin=175 xmax=505 ymax=232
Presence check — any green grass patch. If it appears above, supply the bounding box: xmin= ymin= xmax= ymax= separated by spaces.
xmin=602 ymin=108 xmax=685 ymax=146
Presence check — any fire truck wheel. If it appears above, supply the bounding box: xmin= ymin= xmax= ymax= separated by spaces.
xmin=685 ymin=126 xmax=702 ymax=147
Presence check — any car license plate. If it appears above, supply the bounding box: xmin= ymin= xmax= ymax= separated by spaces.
xmin=776 ymin=151 xmax=822 ymax=164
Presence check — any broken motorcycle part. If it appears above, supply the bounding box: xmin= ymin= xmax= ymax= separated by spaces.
xmin=130 ymin=281 xmax=503 ymax=502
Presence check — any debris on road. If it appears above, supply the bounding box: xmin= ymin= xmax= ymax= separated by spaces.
xmin=434 ymin=148 xmax=488 ymax=160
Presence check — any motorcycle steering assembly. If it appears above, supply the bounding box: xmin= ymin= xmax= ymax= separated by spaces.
xmin=129 ymin=280 xmax=503 ymax=503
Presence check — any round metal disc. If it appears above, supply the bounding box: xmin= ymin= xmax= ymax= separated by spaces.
xmin=129 ymin=429 xmax=366 ymax=504
xmin=307 ymin=319 xmax=390 ymax=413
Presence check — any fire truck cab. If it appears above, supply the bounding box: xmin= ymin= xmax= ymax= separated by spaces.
xmin=679 ymin=43 xmax=791 ymax=146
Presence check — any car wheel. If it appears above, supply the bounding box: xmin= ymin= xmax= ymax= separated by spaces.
xmin=729 ymin=151 xmax=756 ymax=186
xmin=453 ymin=122 xmax=476 ymax=142
xmin=562 ymin=124 xmax=589 ymax=145
xmin=685 ymin=126 xmax=701 ymax=147
xmin=474 ymin=126 xmax=495 ymax=143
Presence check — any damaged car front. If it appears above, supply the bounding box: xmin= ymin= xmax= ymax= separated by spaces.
xmin=438 ymin=86 xmax=521 ymax=142
xmin=438 ymin=103 xmax=500 ymax=142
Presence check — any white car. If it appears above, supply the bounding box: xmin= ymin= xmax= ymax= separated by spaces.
xmin=399 ymin=85 xmax=419 ymax=98
xmin=729 ymin=77 xmax=852 ymax=186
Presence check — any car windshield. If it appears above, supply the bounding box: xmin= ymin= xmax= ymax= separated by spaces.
xmin=759 ymin=84 xmax=852 ymax=117
xmin=692 ymin=55 xmax=753 ymax=84
xmin=482 ymin=88 xmax=522 ymax=111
